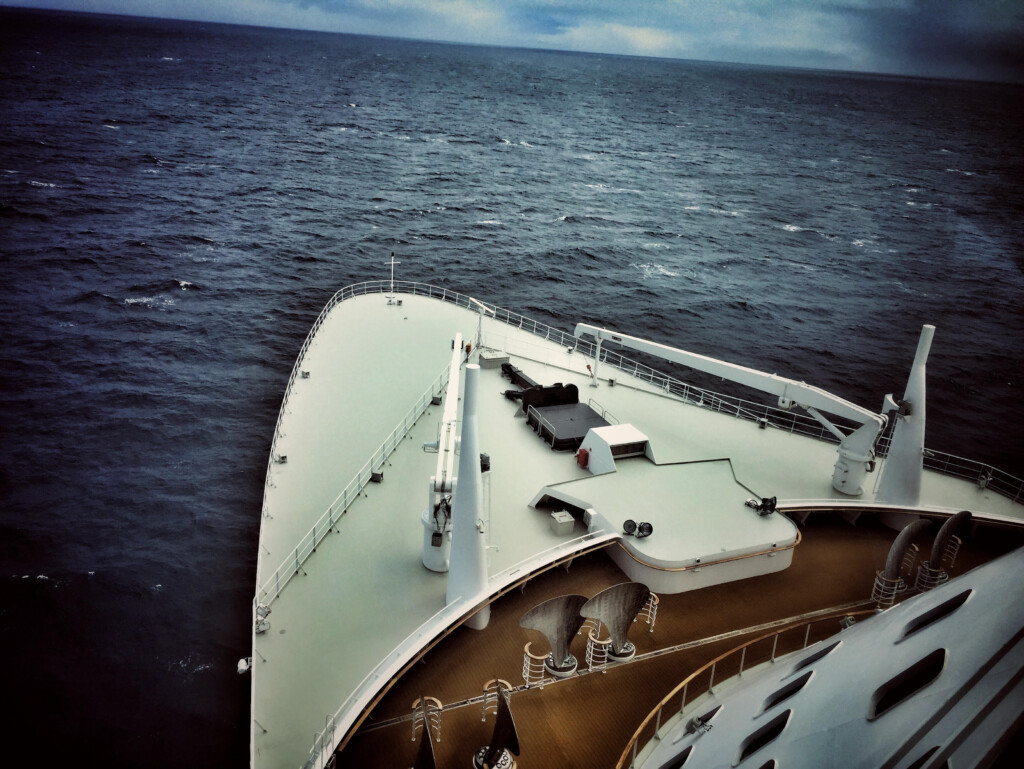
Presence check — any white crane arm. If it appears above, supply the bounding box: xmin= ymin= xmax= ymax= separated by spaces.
xmin=573 ymin=323 xmax=881 ymax=427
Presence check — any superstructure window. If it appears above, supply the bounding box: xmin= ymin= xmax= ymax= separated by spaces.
xmin=762 ymin=670 xmax=813 ymax=712
xmin=870 ymin=649 xmax=946 ymax=719
xmin=905 ymin=746 xmax=939 ymax=769
xmin=738 ymin=710 xmax=790 ymax=762
xmin=701 ymin=704 xmax=721 ymax=721
xmin=900 ymin=590 xmax=972 ymax=641
xmin=655 ymin=745 xmax=692 ymax=769
xmin=789 ymin=639 xmax=841 ymax=675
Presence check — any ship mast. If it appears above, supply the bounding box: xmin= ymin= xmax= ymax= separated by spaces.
xmin=386 ymin=252 xmax=400 ymax=304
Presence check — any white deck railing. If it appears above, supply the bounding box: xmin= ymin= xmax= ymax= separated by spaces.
xmin=256 ymin=363 xmax=450 ymax=608
xmin=257 ymin=281 xmax=1023 ymax=610
xmin=917 ymin=448 xmax=1023 ymax=502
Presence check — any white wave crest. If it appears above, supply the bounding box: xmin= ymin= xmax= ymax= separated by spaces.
xmin=630 ymin=262 xmax=678 ymax=279
xmin=169 ymin=653 xmax=213 ymax=677
xmin=125 ymin=296 xmax=175 ymax=308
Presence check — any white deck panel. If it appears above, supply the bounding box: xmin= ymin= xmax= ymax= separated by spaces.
xmin=257 ymin=294 xmax=477 ymax=589
xmin=253 ymin=412 xmax=449 ymax=768
xmin=638 ymin=547 xmax=1024 ymax=769
xmin=252 ymin=291 xmax=1024 ymax=769
xmin=542 ymin=459 xmax=797 ymax=567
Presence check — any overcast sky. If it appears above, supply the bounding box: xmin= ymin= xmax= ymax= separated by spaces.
xmin=9 ymin=0 xmax=1024 ymax=83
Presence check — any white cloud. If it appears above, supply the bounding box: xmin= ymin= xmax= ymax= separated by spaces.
xmin=7 ymin=0 xmax=1023 ymax=80
xmin=542 ymin=21 xmax=685 ymax=58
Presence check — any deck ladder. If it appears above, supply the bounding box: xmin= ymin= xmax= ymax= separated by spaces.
xmin=915 ymin=534 xmax=963 ymax=591
xmin=481 ymin=679 xmax=513 ymax=721
xmin=410 ymin=696 xmax=443 ymax=744
xmin=634 ymin=592 xmax=659 ymax=633
xmin=521 ymin=643 xmax=551 ymax=689
xmin=941 ymin=535 xmax=963 ymax=570
xmin=578 ymin=616 xmax=601 ymax=638
xmin=585 ymin=628 xmax=611 ymax=673
xmin=873 ymin=541 xmax=920 ymax=608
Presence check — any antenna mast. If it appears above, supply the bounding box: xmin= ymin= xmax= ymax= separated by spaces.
xmin=386 ymin=252 xmax=401 ymax=304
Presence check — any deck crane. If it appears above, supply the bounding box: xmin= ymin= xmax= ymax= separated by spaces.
xmin=574 ymin=323 xmax=888 ymax=496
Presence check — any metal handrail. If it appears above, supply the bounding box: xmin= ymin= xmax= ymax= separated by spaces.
xmin=588 ymin=398 xmax=619 ymax=425
xmin=526 ymin=404 xmax=558 ymax=447
xmin=265 ymin=280 xmax=1022 ymax=506
xmin=615 ymin=609 xmax=874 ymax=769
xmin=920 ymin=449 xmax=1024 ymax=503
xmin=256 ymin=363 xmax=450 ymax=607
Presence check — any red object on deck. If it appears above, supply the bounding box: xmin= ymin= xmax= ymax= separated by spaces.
xmin=576 ymin=448 xmax=589 ymax=469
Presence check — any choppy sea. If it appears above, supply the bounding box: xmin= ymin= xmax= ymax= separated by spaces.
xmin=1 ymin=8 xmax=1022 ymax=767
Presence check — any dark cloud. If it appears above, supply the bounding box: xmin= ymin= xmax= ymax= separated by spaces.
xmin=705 ymin=43 xmax=859 ymax=74
xmin=511 ymin=8 xmax=572 ymax=36
xmin=836 ymin=0 xmax=1024 ymax=82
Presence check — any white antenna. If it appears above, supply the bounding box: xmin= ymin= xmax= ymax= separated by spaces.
xmin=386 ymin=251 xmax=401 ymax=304
xmin=469 ymin=297 xmax=494 ymax=351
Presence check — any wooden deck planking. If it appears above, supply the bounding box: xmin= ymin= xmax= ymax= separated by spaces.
xmin=336 ymin=516 xmax=1019 ymax=768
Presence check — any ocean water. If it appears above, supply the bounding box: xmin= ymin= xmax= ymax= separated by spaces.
xmin=1 ymin=8 xmax=1022 ymax=767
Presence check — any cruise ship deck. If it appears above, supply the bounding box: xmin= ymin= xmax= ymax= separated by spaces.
xmin=249 ymin=284 xmax=1024 ymax=769
xmin=335 ymin=525 xmax=1021 ymax=769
